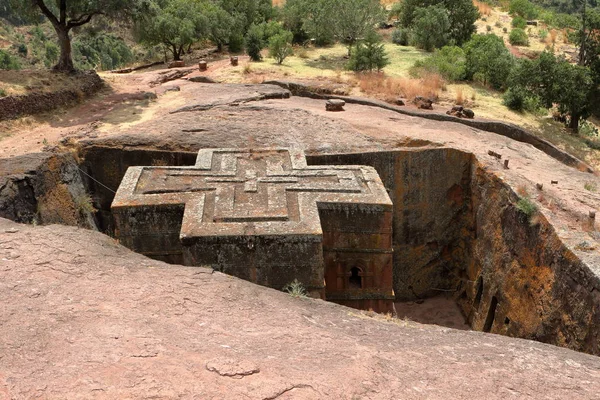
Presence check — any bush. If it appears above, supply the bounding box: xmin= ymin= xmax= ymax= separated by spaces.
xmin=509 ymin=0 xmax=538 ymax=19
xmin=503 ymin=27 xmax=508 ymax=33
xmin=410 ymin=5 xmax=450 ymax=52
xmin=347 ymin=31 xmax=390 ymax=72
xmin=579 ymin=120 xmax=599 ymax=137
xmin=392 ymin=28 xmax=411 ymax=46
xmin=72 ymin=33 xmax=133 ymax=71
xmin=245 ymin=24 xmax=264 ymax=61
xmin=413 ymin=45 xmax=466 ymax=81
xmin=512 ymin=16 xmax=527 ymax=29
xmin=503 ymin=86 xmax=527 ymax=111
xmin=228 ymin=33 xmax=244 ymax=53
xmin=44 ymin=42 xmax=59 ymax=68
xmin=516 ymin=197 xmax=538 ymax=219
xmin=269 ymin=30 xmax=293 ymax=64
xmin=17 ymin=43 xmax=27 ymax=56
xmin=539 ymin=29 xmax=548 ymax=41
xmin=0 ymin=88 xmax=6 ymax=97
xmin=509 ymin=28 xmax=529 ymax=45
xmin=495 ymin=21 xmax=502 ymax=28
xmin=0 ymin=49 xmax=20 ymax=70
xmin=486 ymin=25 xmax=492 ymax=32
xmin=503 ymin=86 xmax=541 ymax=112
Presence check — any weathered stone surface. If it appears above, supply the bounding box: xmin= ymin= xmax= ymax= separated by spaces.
xmin=168 ymin=60 xmax=186 ymax=68
xmin=111 ymin=148 xmax=394 ymax=310
xmin=326 ymin=99 xmax=345 ymax=112
xmin=414 ymin=96 xmax=433 ymax=110
xmin=2 ymin=217 xmax=600 ymax=399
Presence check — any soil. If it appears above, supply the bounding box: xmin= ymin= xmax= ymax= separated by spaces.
xmin=2 ymin=217 xmax=600 ymax=399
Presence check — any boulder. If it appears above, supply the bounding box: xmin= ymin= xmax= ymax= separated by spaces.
xmin=395 ymin=98 xmax=406 ymax=106
xmin=326 ymin=99 xmax=345 ymax=112
xmin=414 ymin=96 xmax=433 ymax=110
xmin=168 ymin=61 xmax=186 ymax=69
xmin=188 ymin=76 xmax=216 ymax=84
xmin=462 ymin=108 xmax=475 ymax=119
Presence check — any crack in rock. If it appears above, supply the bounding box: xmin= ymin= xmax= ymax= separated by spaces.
xmin=205 ymin=358 xmax=260 ymax=379
xmin=262 ymin=384 xmax=316 ymax=400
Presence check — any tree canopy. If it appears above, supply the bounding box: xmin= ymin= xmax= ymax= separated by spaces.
xmin=9 ymin=0 xmax=146 ymax=71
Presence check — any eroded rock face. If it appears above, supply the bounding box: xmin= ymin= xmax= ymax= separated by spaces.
xmin=460 ymin=166 xmax=600 ymax=354
xmin=0 ymin=153 xmax=96 ymax=228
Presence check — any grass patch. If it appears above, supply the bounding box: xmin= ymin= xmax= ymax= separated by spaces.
xmin=516 ymin=197 xmax=538 ymax=220
xmin=283 ymin=279 xmax=307 ymax=298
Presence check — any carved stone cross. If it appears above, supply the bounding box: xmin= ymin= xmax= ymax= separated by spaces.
xmin=112 ymin=148 xmax=395 ymax=312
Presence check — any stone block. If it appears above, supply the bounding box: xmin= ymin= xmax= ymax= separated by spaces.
xmin=168 ymin=60 xmax=186 ymax=68
xmin=199 ymin=61 xmax=208 ymax=71
xmin=326 ymin=99 xmax=345 ymax=112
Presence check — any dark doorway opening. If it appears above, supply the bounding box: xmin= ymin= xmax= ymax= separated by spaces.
xmin=349 ymin=267 xmax=362 ymax=289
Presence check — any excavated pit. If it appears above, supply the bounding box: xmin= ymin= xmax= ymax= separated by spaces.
xmin=2 ymin=145 xmax=600 ymax=356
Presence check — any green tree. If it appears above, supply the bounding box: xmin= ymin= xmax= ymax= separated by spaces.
xmin=204 ymin=3 xmax=234 ymax=52
xmin=509 ymin=0 xmax=538 ymax=19
xmin=411 ymin=5 xmax=450 ymax=51
xmin=464 ymin=34 xmax=514 ymax=89
xmin=9 ymin=0 xmax=145 ymax=71
xmin=398 ymin=0 xmax=479 ymax=45
xmin=555 ymin=61 xmax=593 ymax=130
xmin=269 ymin=30 xmax=293 ymax=64
xmin=347 ymin=30 xmax=389 ymax=71
xmin=511 ymin=16 xmax=527 ymax=28
xmin=135 ymin=0 xmax=209 ymax=61
xmin=332 ymin=0 xmax=385 ymax=55
xmin=246 ymin=23 xmax=264 ymax=61
xmin=283 ymin=0 xmax=336 ymax=46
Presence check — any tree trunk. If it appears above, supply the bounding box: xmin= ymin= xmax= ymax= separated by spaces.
xmin=172 ymin=45 xmax=180 ymax=61
xmin=54 ymin=27 xmax=75 ymax=72
xmin=569 ymin=112 xmax=581 ymax=131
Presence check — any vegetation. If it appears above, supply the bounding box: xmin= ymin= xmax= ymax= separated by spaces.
xmin=464 ymin=34 xmax=514 ymax=90
xmin=516 ymin=197 xmax=538 ymax=220
xmin=412 ymin=45 xmax=466 ymax=81
xmin=411 ymin=5 xmax=450 ymax=51
xmin=9 ymin=0 xmax=145 ymax=71
xmin=269 ymin=31 xmax=293 ymax=64
xmin=396 ymin=0 xmax=479 ymax=46
xmin=0 ymin=49 xmax=21 ymax=70
xmin=347 ymin=31 xmax=389 ymax=72
xmin=283 ymin=279 xmax=307 ymax=297
xmin=509 ymin=28 xmax=529 ymax=45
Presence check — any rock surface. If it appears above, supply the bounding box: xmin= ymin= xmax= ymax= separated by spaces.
xmin=2 ymin=217 xmax=600 ymax=399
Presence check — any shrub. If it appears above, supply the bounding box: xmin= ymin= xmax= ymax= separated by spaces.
xmin=268 ymin=31 xmax=293 ymax=64
xmin=486 ymin=25 xmax=492 ymax=32
xmin=245 ymin=24 xmax=264 ymax=61
xmin=503 ymin=86 xmax=540 ymax=112
xmin=283 ymin=279 xmax=307 ymax=297
xmin=410 ymin=5 xmax=450 ymax=52
xmin=579 ymin=120 xmax=599 ymax=137
xmin=347 ymin=31 xmax=390 ymax=72
xmin=72 ymin=33 xmax=133 ymax=71
xmin=413 ymin=45 xmax=466 ymax=81
xmin=0 ymin=88 xmax=6 ymax=97
xmin=503 ymin=27 xmax=508 ymax=33
xmin=495 ymin=21 xmax=502 ymax=28
xmin=516 ymin=197 xmax=538 ymax=219
xmin=503 ymin=86 xmax=527 ymax=111
xmin=509 ymin=28 xmax=529 ymax=45
xmin=0 ymin=49 xmax=20 ymax=70
xmin=17 ymin=43 xmax=27 ymax=56
xmin=512 ymin=16 xmax=527 ymax=29
xmin=539 ymin=29 xmax=548 ymax=41
xmin=392 ymin=28 xmax=411 ymax=46
xmin=228 ymin=34 xmax=244 ymax=53
xmin=44 ymin=42 xmax=59 ymax=68
xmin=509 ymin=0 xmax=538 ymax=19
